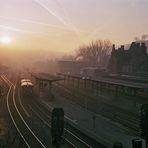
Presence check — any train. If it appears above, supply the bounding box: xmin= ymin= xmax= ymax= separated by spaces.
xmin=21 ymin=79 xmax=34 ymax=97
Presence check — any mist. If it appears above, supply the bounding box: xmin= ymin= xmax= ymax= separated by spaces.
xmin=0 ymin=46 xmax=65 ymax=73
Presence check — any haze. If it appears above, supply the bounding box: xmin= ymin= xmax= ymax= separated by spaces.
xmin=0 ymin=0 xmax=148 ymax=65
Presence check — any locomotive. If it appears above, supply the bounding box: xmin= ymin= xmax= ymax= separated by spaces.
xmin=21 ymin=79 xmax=34 ymax=97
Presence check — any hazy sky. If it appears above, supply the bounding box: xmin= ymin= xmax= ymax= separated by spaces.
xmin=0 ymin=0 xmax=148 ymax=55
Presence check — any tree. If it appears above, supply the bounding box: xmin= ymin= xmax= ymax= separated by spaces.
xmin=76 ymin=39 xmax=112 ymax=67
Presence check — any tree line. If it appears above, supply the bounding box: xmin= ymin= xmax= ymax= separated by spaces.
xmin=76 ymin=39 xmax=112 ymax=67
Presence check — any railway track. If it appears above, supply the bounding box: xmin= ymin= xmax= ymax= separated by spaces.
xmin=2 ymin=75 xmax=99 ymax=148
xmin=53 ymin=82 xmax=141 ymax=136
xmin=2 ymin=75 xmax=47 ymax=148
xmin=2 ymin=74 xmax=138 ymax=147
xmin=28 ymin=97 xmax=105 ymax=148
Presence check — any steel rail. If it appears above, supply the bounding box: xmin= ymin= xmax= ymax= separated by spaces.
xmin=30 ymin=99 xmax=93 ymax=148
xmin=6 ymin=83 xmax=31 ymax=148
xmin=4 ymin=76 xmax=47 ymax=148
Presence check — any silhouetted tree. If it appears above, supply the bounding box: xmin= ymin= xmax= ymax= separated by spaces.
xmin=76 ymin=39 xmax=112 ymax=67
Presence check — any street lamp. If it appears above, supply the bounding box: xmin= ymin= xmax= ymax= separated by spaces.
xmin=92 ymin=115 xmax=96 ymax=132
xmin=82 ymin=76 xmax=88 ymax=111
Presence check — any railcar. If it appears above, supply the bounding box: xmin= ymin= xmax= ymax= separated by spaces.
xmin=21 ymin=79 xmax=34 ymax=97
xmin=21 ymin=79 xmax=29 ymax=83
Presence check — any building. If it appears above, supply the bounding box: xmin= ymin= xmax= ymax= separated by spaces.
xmin=57 ymin=60 xmax=90 ymax=74
xmin=108 ymin=42 xmax=148 ymax=74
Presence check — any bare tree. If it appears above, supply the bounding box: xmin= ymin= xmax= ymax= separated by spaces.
xmin=76 ymin=39 xmax=112 ymax=67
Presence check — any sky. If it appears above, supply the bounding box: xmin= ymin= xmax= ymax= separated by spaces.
xmin=0 ymin=0 xmax=148 ymax=59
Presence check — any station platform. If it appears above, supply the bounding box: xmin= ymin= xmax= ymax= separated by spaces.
xmin=41 ymin=92 xmax=146 ymax=148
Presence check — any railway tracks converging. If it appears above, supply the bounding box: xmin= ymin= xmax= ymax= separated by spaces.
xmin=53 ymin=82 xmax=141 ymax=136
xmin=1 ymin=75 xmax=103 ymax=148
xmin=2 ymin=75 xmax=47 ymax=148
xmin=29 ymin=98 xmax=104 ymax=148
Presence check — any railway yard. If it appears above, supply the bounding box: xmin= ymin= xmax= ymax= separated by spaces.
xmin=1 ymin=1 xmax=148 ymax=148
xmin=0 ymin=72 xmax=147 ymax=148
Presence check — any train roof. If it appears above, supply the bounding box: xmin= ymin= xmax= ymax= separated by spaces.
xmin=21 ymin=79 xmax=26 ymax=83
xmin=21 ymin=79 xmax=31 ymax=83
xmin=21 ymin=78 xmax=31 ymax=82
xmin=21 ymin=81 xmax=33 ymax=87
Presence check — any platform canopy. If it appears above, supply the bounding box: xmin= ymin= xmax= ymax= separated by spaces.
xmin=31 ymin=73 xmax=64 ymax=82
xmin=58 ymin=73 xmax=148 ymax=89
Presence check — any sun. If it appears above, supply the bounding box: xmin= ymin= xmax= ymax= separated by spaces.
xmin=0 ymin=36 xmax=12 ymax=44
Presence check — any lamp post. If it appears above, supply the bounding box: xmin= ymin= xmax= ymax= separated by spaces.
xmin=82 ymin=77 xmax=87 ymax=111
xmin=92 ymin=115 xmax=96 ymax=132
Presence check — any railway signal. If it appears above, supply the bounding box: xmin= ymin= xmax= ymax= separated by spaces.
xmin=51 ymin=108 xmax=64 ymax=147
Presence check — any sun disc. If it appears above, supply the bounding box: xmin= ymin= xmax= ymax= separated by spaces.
xmin=0 ymin=36 xmax=12 ymax=44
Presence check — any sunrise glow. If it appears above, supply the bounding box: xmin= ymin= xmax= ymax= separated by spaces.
xmin=0 ymin=36 xmax=12 ymax=44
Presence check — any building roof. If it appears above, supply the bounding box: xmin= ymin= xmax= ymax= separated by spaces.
xmin=32 ymin=73 xmax=64 ymax=82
